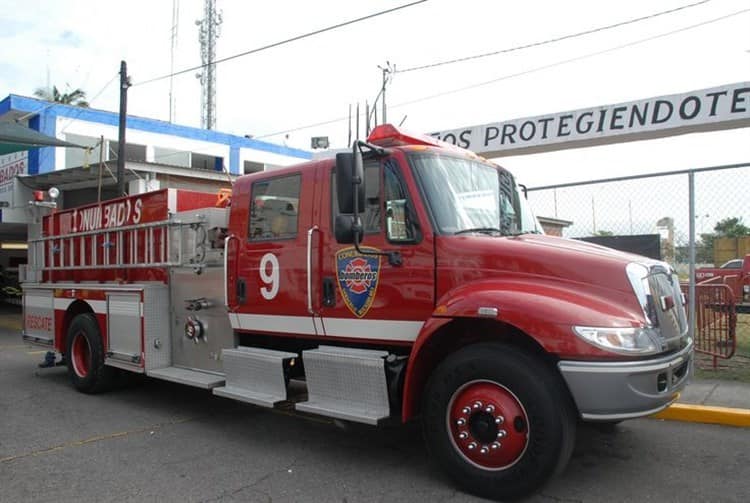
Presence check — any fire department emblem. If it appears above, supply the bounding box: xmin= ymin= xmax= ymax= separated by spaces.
xmin=336 ymin=247 xmax=381 ymax=318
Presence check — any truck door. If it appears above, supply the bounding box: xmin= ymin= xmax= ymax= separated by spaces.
xmin=317 ymin=156 xmax=434 ymax=344
xmin=232 ymin=168 xmax=319 ymax=336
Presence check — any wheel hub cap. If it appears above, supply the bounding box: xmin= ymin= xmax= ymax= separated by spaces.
xmin=448 ymin=381 xmax=529 ymax=470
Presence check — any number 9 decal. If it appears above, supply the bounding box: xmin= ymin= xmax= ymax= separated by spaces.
xmin=259 ymin=253 xmax=279 ymax=300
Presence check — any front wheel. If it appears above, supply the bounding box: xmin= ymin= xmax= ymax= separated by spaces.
xmin=66 ymin=313 xmax=116 ymax=393
xmin=422 ymin=343 xmax=576 ymax=501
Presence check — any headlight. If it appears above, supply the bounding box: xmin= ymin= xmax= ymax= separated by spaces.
xmin=573 ymin=326 xmax=662 ymax=355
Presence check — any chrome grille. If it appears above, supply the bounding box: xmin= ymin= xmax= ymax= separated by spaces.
xmin=647 ymin=266 xmax=688 ymax=351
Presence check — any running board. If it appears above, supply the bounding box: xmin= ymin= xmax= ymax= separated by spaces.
xmin=147 ymin=366 xmax=225 ymax=389
xmin=295 ymin=346 xmax=390 ymax=425
xmin=213 ymin=347 xmax=297 ymax=407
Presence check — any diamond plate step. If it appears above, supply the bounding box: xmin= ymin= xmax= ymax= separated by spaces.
xmin=147 ymin=366 xmax=225 ymax=389
xmin=213 ymin=347 xmax=297 ymax=407
xmin=295 ymin=346 xmax=390 ymax=425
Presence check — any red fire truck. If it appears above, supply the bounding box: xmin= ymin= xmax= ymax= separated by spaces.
xmin=21 ymin=125 xmax=692 ymax=500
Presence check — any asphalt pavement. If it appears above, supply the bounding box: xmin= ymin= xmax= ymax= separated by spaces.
xmin=2 ymin=304 xmax=750 ymax=502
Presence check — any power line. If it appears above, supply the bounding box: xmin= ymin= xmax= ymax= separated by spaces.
xmin=133 ymin=0 xmax=429 ymax=87
xmin=58 ymin=73 xmax=120 ymax=134
xmin=398 ymin=0 xmax=712 ymax=74
xmin=255 ymin=6 xmax=749 ymax=140
xmin=391 ymin=7 xmax=750 ymax=108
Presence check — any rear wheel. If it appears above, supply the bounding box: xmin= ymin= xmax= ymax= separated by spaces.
xmin=422 ymin=343 xmax=576 ymax=501
xmin=66 ymin=313 xmax=116 ymax=393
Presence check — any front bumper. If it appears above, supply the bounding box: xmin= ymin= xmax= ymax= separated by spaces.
xmin=558 ymin=340 xmax=693 ymax=421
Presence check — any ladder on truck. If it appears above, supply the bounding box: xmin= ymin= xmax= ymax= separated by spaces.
xmin=25 ymin=216 xmax=213 ymax=279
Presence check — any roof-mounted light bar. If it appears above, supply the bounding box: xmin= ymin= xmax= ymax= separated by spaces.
xmin=367 ymin=124 xmax=475 ymax=156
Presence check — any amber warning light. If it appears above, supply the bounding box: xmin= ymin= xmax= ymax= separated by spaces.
xmin=367 ymin=124 xmax=476 ymax=157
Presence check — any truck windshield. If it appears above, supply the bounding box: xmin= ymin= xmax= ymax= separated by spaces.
xmin=410 ymin=152 xmax=541 ymax=236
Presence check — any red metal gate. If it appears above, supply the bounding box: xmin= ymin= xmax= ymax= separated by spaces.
xmin=681 ymin=281 xmax=737 ymax=367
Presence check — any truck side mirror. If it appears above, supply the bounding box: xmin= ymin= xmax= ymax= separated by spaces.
xmin=334 ymin=215 xmax=362 ymax=244
xmin=335 ymin=152 xmax=365 ymax=214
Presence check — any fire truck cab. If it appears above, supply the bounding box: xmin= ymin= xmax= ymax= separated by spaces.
xmin=21 ymin=124 xmax=693 ymax=500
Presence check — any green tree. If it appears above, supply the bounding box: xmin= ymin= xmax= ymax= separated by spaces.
xmin=713 ymin=217 xmax=750 ymax=237
xmin=699 ymin=217 xmax=750 ymax=265
xmin=696 ymin=233 xmax=715 ymax=264
xmin=33 ymin=85 xmax=89 ymax=107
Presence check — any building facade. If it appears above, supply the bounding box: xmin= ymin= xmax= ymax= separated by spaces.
xmin=0 ymin=94 xmax=312 ymax=281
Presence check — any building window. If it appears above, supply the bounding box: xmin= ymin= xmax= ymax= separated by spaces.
xmin=64 ymin=134 xmax=101 ymax=169
xmin=244 ymin=160 xmax=264 ymax=174
xmin=154 ymin=147 xmax=191 ymax=168
xmin=192 ymin=153 xmax=223 ymax=171
xmin=109 ymin=140 xmax=147 ymax=163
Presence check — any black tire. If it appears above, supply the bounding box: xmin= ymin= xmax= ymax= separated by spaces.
xmin=422 ymin=343 xmax=576 ymax=501
xmin=65 ymin=313 xmax=116 ymax=393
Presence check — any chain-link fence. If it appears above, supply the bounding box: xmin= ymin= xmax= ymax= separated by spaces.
xmin=527 ymin=162 xmax=750 ymax=363
xmin=527 ymin=162 xmax=750 ymax=277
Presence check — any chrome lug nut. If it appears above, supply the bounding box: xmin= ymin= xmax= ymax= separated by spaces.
xmin=472 ymin=401 xmax=483 ymax=410
xmin=495 ymin=416 xmax=505 ymax=424
xmin=480 ymin=446 xmax=489 ymax=454
xmin=467 ymin=442 xmax=477 ymax=450
xmin=491 ymin=442 xmax=501 ymax=450
xmin=485 ymin=405 xmax=495 ymax=413
xmin=458 ymin=431 xmax=468 ymax=440
xmin=497 ymin=429 xmax=507 ymax=439
xmin=462 ymin=407 xmax=471 ymax=415
xmin=456 ymin=418 xmax=466 ymax=426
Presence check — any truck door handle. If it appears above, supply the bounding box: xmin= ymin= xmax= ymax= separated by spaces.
xmin=307 ymin=226 xmax=320 ymax=314
xmin=236 ymin=278 xmax=246 ymax=304
xmin=322 ymin=277 xmax=335 ymax=307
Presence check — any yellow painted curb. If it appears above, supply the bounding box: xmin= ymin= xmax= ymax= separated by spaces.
xmin=652 ymin=403 xmax=750 ymax=428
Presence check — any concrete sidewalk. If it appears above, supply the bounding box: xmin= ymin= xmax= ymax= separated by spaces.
xmin=653 ymin=378 xmax=750 ymax=427
xmin=679 ymin=379 xmax=750 ymax=409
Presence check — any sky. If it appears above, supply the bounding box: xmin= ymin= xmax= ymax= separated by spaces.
xmin=1 ymin=0 xmax=748 ymax=192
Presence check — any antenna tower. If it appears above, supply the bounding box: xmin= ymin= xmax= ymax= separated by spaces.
xmin=169 ymin=0 xmax=180 ymax=123
xmin=196 ymin=0 xmax=222 ymax=129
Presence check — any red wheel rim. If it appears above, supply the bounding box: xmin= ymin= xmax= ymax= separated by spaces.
xmin=71 ymin=332 xmax=91 ymax=378
xmin=446 ymin=380 xmax=529 ymax=470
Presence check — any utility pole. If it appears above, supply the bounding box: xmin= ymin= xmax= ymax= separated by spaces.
xmin=197 ymin=0 xmax=222 ymax=130
xmin=117 ymin=60 xmax=130 ymax=198
xmin=377 ymin=62 xmax=394 ymax=125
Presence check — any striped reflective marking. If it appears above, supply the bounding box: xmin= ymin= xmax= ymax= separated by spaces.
xmin=232 ymin=314 xmax=423 ymax=342
xmin=233 ymin=313 xmax=317 ymax=335
xmin=323 ymin=317 xmax=423 ymax=341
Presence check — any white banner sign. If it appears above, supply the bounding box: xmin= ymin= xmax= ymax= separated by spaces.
xmin=0 ymin=151 xmax=28 ymax=195
xmin=430 ymin=82 xmax=750 ymax=157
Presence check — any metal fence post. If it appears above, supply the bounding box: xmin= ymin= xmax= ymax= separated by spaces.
xmin=688 ymin=171 xmax=696 ymax=341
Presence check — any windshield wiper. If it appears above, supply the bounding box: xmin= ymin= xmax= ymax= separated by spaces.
xmin=454 ymin=227 xmax=503 ymax=236
xmin=505 ymin=230 xmax=543 ymax=237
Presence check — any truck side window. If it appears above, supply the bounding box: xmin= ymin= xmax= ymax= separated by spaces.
xmin=331 ymin=162 xmax=381 ymax=234
xmin=248 ymin=174 xmax=301 ymax=241
xmin=384 ymin=160 xmax=417 ymax=243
